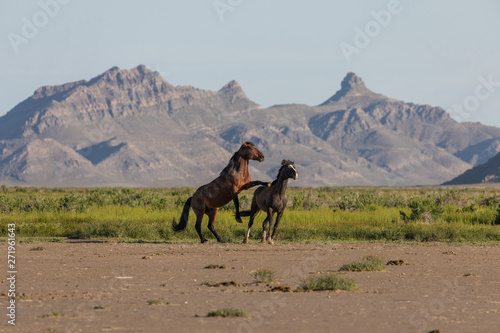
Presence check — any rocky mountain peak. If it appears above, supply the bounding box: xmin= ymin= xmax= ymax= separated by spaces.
xmin=218 ymin=80 xmax=255 ymax=104
xmin=87 ymin=64 xmax=165 ymax=88
xmin=219 ymin=80 xmax=242 ymax=94
xmin=32 ymin=80 xmax=86 ymax=100
xmin=320 ymin=72 xmax=385 ymax=106
xmin=135 ymin=64 xmax=148 ymax=74
xmin=340 ymin=72 xmax=367 ymax=92
xmin=31 ymin=65 xmax=165 ymax=102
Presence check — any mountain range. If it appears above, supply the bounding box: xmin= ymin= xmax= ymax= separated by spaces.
xmin=444 ymin=151 xmax=500 ymax=185
xmin=1 ymin=65 xmax=500 ymax=187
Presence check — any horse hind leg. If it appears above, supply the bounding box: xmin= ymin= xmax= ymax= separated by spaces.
xmin=207 ymin=208 xmax=222 ymax=242
xmin=194 ymin=209 xmax=207 ymax=243
xmin=261 ymin=216 xmax=268 ymax=243
xmin=266 ymin=208 xmax=275 ymax=245
xmin=262 ymin=211 xmax=273 ymax=244
xmin=270 ymin=212 xmax=284 ymax=243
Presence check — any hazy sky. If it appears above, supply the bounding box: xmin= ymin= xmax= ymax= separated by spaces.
xmin=1 ymin=0 xmax=499 ymax=126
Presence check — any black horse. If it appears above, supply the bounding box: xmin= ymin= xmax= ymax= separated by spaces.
xmin=241 ymin=160 xmax=298 ymax=244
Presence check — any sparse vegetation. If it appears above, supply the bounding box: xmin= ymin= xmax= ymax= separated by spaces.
xmin=16 ymin=293 xmax=30 ymax=300
xmin=93 ymin=305 xmax=111 ymax=310
xmin=1 ymin=187 xmax=500 ymax=243
xmin=207 ymin=307 xmax=249 ymax=317
xmin=301 ymin=274 xmax=359 ymax=291
xmin=464 ymin=272 xmax=479 ymax=277
xmin=202 ymin=281 xmax=218 ymax=287
xmin=42 ymin=329 xmax=65 ymax=333
xmin=386 ymin=260 xmax=409 ymax=266
xmin=202 ymin=281 xmax=239 ymax=287
xmin=204 ymin=264 xmax=226 ymax=269
xmin=43 ymin=311 xmax=65 ymax=318
xmin=30 ymin=246 xmax=45 ymax=251
xmin=339 ymin=255 xmax=386 ymax=272
xmin=254 ymin=268 xmax=275 ymax=283
xmin=147 ymin=299 xmax=164 ymax=305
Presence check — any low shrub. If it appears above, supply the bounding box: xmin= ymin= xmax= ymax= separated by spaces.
xmin=301 ymin=274 xmax=359 ymax=291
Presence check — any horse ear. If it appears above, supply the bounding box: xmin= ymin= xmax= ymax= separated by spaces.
xmin=281 ymin=159 xmax=287 ymax=165
xmin=241 ymin=141 xmax=248 ymax=148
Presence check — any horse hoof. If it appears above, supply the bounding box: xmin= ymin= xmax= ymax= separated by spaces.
xmin=201 ymin=239 xmax=209 ymax=244
xmin=236 ymin=217 xmax=243 ymax=224
xmin=243 ymin=239 xmax=248 ymax=244
xmin=267 ymin=239 xmax=274 ymax=245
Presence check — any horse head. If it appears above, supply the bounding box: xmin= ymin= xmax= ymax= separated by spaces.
xmin=279 ymin=160 xmax=298 ymax=180
xmin=240 ymin=141 xmax=265 ymax=162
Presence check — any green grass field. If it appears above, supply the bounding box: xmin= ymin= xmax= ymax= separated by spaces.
xmin=1 ymin=186 xmax=499 ymax=243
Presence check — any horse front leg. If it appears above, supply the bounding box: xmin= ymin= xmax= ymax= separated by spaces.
xmin=240 ymin=181 xmax=270 ymax=191
xmin=244 ymin=214 xmax=255 ymax=244
xmin=244 ymin=202 xmax=260 ymax=244
xmin=255 ymin=180 xmax=271 ymax=187
xmin=232 ymin=192 xmax=243 ymax=223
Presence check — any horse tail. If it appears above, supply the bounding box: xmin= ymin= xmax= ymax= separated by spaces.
xmin=172 ymin=197 xmax=192 ymax=231
xmin=239 ymin=210 xmax=252 ymax=217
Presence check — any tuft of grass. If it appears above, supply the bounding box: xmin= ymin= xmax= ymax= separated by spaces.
xmin=42 ymin=311 xmax=65 ymax=318
xmin=202 ymin=281 xmax=218 ymax=287
xmin=94 ymin=305 xmax=112 ymax=310
xmin=16 ymin=293 xmax=30 ymax=300
xmin=201 ymin=281 xmax=239 ymax=287
xmin=464 ymin=272 xmax=479 ymax=277
xmin=204 ymin=264 xmax=226 ymax=269
xmin=301 ymin=274 xmax=359 ymax=291
xmin=29 ymin=246 xmax=46 ymax=251
xmin=207 ymin=307 xmax=249 ymax=317
xmin=340 ymin=255 xmax=386 ymax=272
xmin=147 ymin=299 xmax=163 ymax=305
xmin=254 ymin=268 xmax=275 ymax=283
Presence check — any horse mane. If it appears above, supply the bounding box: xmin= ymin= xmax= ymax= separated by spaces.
xmin=271 ymin=160 xmax=294 ymax=186
xmin=219 ymin=142 xmax=256 ymax=176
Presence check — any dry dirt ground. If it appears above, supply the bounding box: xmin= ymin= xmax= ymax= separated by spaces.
xmin=2 ymin=241 xmax=500 ymax=333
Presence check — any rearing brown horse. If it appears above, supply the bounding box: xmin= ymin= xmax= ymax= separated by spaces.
xmin=172 ymin=142 xmax=268 ymax=243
